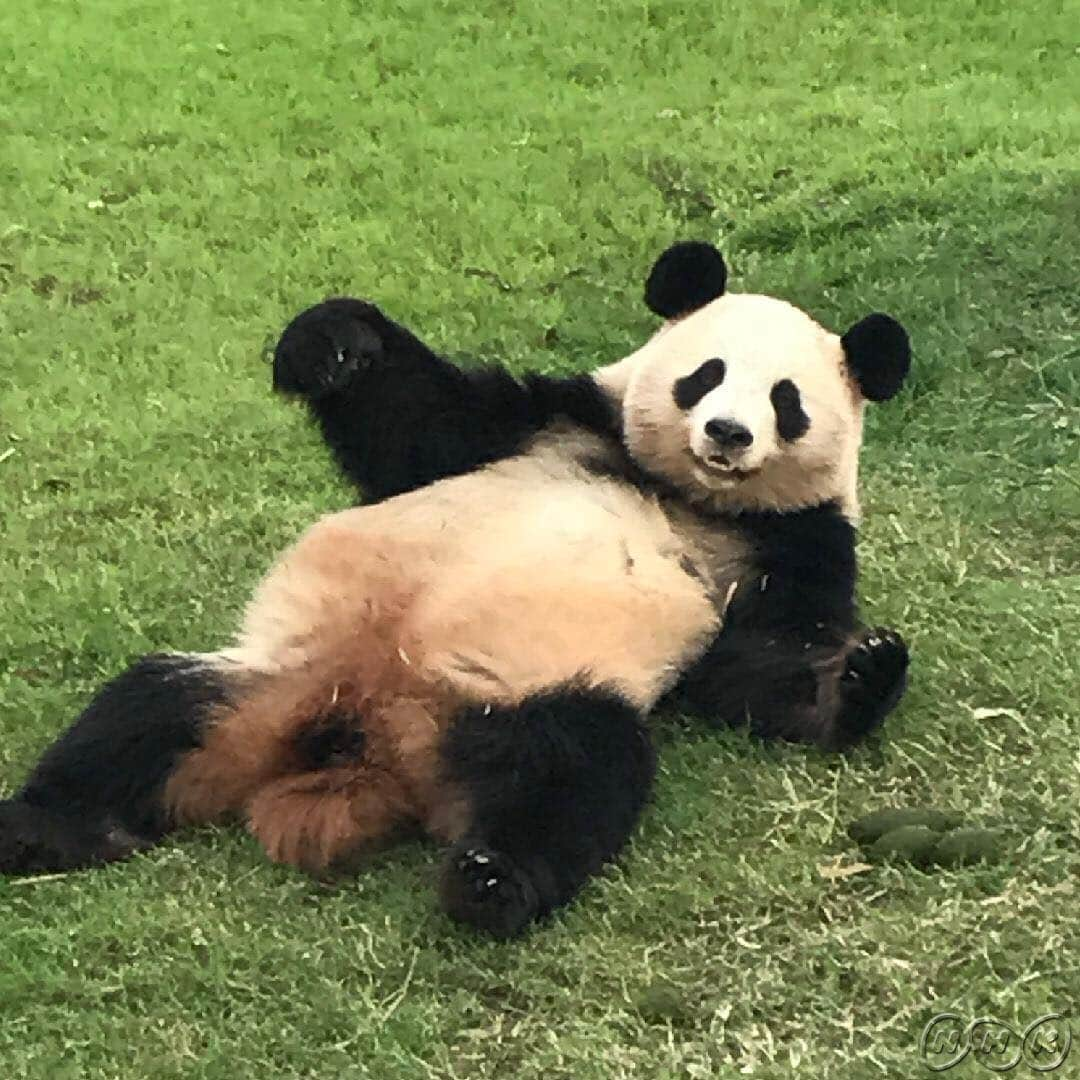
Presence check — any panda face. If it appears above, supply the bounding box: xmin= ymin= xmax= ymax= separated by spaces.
xmin=614 ymin=293 xmax=866 ymax=515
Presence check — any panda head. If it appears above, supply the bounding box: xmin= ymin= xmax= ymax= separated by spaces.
xmin=597 ymin=242 xmax=911 ymax=519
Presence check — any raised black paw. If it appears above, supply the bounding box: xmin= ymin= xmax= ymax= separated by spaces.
xmin=438 ymin=844 xmax=541 ymax=939
xmin=831 ymin=626 xmax=909 ymax=746
xmin=273 ymin=298 xmax=386 ymax=401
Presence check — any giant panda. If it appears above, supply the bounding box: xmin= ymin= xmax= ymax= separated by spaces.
xmin=0 ymin=242 xmax=911 ymax=938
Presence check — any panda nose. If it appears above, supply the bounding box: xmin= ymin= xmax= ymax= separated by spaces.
xmin=705 ymin=418 xmax=753 ymax=450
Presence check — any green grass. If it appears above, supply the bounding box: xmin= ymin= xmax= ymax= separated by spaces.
xmin=1 ymin=0 xmax=1078 ymax=1075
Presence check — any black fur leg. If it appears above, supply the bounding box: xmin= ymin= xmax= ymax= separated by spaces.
xmin=668 ymin=501 xmax=908 ymax=750
xmin=669 ymin=625 xmax=909 ymax=751
xmin=437 ymin=685 xmax=655 ymax=938
xmin=272 ymin=298 xmax=616 ymax=500
xmin=669 ymin=630 xmax=830 ymax=744
xmin=829 ymin=627 xmax=909 ymax=747
xmin=1 ymin=653 xmax=231 ymax=875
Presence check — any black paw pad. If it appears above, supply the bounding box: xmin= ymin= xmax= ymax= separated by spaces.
xmin=439 ymin=845 xmax=540 ymax=939
xmin=273 ymin=298 xmax=384 ymax=401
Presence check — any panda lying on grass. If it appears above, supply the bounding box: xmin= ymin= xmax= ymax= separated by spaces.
xmin=0 ymin=242 xmax=911 ymax=938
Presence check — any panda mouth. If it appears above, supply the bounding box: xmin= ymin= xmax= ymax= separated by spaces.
xmin=691 ymin=451 xmax=759 ymax=481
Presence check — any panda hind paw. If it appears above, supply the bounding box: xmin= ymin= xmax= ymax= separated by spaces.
xmin=438 ymin=844 xmax=540 ymax=939
xmin=0 ymin=800 xmax=143 ymax=874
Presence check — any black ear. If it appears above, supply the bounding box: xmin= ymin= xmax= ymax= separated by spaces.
xmin=644 ymin=241 xmax=727 ymax=319
xmin=841 ymin=313 xmax=911 ymax=402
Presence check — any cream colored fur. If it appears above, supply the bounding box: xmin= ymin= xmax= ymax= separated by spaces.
xmin=596 ymin=292 xmax=866 ymax=519
xmin=230 ymin=429 xmax=734 ymax=716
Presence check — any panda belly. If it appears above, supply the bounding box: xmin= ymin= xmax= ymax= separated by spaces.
xmin=404 ymin=476 xmax=724 ymax=710
xmin=237 ymin=450 xmax=731 ymax=713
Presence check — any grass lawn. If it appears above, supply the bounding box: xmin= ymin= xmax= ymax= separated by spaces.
xmin=1 ymin=0 xmax=1078 ymax=1075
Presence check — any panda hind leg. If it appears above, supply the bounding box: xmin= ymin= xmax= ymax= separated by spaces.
xmin=0 ymin=653 xmax=239 ymax=875
xmin=437 ymin=684 xmax=656 ymax=939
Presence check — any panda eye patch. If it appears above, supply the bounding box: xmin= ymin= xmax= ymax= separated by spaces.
xmin=672 ymin=358 xmax=726 ymax=410
xmin=771 ymin=379 xmax=810 ymax=441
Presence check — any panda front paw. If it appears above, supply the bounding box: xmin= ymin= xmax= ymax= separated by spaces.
xmin=830 ymin=626 xmax=909 ymax=747
xmin=841 ymin=626 xmax=909 ymax=695
xmin=438 ymin=843 xmax=541 ymax=939
xmin=273 ymin=298 xmax=386 ymax=401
